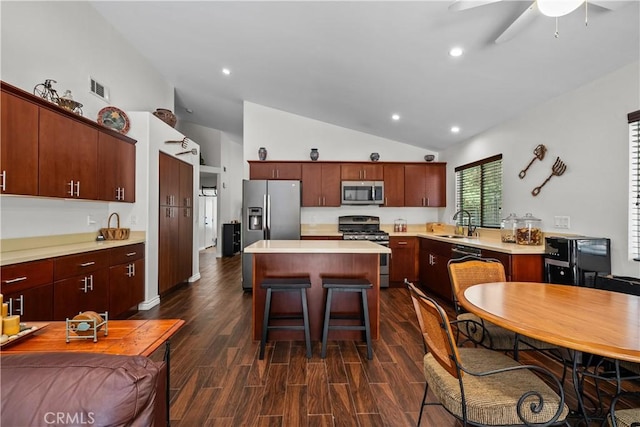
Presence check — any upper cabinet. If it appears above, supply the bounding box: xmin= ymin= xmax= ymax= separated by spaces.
xmin=98 ymin=133 xmax=135 ymax=202
xmin=341 ymin=163 xmax=383 ymax=180
xmin=404 ymin=164 xmax=446 ymax=207
xmin=39 ymin=108 xmax=99 ymax=200
xmin=383 ymin=164 xmax=405 ymax=207
xmin=0 ymin=91 xmax=39 ymax=196
xmin=249 ymin=161 xmax=301 ymax=180
xmin=301 ymin=163 xmax=341 ymax=207
xmin=0 ymin=81 xmax=137 ymax=202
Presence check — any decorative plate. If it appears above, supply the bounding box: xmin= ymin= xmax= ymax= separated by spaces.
xmin=97 ymin=106 xmax=130 ymax=134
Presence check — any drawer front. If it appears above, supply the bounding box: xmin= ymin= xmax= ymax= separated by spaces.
xmin=54 ymin=250 xmax=110 ymax=280
xmin=1 ymin=259 xmax=53 ymax=292
xmin=390 ymin=236 xmax=416 ymax=249
xmin=109 ymin=243 xmax=145 ymax=265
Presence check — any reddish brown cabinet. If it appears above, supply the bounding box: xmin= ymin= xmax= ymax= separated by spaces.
xmin=301 ymin=163 xmax=341 ymax=207
xmin=341 ymin=163 xmax=383 ymax=180
xmin=159 ymin=152 xmax=194 ymax=294
xmin=109 ymin=243 xmax=145 ymax=318
xmin=419 ymin=238 xmax=453 ymax=301
xmin=98 ymin=132 xmax=135 ymax=202
xmin=0 ymin=91 xmax=39 ymax=196
xmin=404 ymin=164 xmax=446 ymax=207
xmin=390 ymin=236 xmax=418 ymax=283
xmin=38 ymin=108 xmax=99 ymax=200
xmin=249 ymin=161 xmax=301 ymax=180
xmin=383 ymin=164 xmax=405 ymax=207
xmin=1 ymin=81 xmax=137 ymax=202
xmin=53 ymin=250 xmax=110 ymax=320
xmin=1 ymin=259 xmax=54 ymax=321
xmin=482 ymin=249 xmax=543 ymax=282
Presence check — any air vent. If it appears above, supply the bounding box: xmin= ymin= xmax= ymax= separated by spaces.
xmin=89 ymin=77 xmax=109 ymax=102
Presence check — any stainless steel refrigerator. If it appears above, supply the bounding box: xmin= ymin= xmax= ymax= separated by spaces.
xmin=242 ymin=179 xmax=301 ymax=290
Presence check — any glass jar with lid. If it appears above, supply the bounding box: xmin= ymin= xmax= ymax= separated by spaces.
xmin=500 ymin=213 xmax=519 ymax=243
xmin=516 ymin=213 xmax=543 ymax=245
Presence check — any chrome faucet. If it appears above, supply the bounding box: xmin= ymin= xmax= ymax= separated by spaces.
xmin=452 ymin=209 xmax=476 ymax=237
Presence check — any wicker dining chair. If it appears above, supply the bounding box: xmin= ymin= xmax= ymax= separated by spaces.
xmin=448 ymin=256 xmax=559 ymax=359
xmin=608 ymin=391 xmax=640 ymax=427
xmin=406 ymin=281 xmax=570 ymax=427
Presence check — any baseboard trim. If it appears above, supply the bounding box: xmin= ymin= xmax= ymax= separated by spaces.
xmin=189 ymin=272 xmax=201 ymax=283
xmin=138 ymin=296 xmax=160 ymax=311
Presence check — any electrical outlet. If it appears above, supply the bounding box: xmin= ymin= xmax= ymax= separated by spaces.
xmin=87 ymin=215 xmax=96 ymax=226
xmin=553 ymin=216 xmax=570 ymax=229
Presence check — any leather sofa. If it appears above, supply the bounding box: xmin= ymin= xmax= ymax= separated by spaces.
xmin=1 ymin=352 xmax=167 ymax=426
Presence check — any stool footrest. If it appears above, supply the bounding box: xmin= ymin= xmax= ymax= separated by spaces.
xmin=322 ymin=278 xmax=372 ymax=289
xmin=261 ymin=277 xmax=312 ymax=289
xmin=327 ymin=325 xmax=366 ymax=331
xmin=268 ymin=325 xmax=306 ymax=331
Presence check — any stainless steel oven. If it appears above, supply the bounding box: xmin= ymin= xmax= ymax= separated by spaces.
xmin=339 ymin=215 xmax=389 ymax=287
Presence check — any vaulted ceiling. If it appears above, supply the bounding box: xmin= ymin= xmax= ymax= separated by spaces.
xmin=91 ymin=1 xmax=640 ymax=151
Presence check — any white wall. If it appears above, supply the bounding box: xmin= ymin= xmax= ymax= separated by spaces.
xmin=243 ymin=102 xmax=443 ymax=225
xmin=0 ymin=1 xmax=173 ymax=124
xmin=0 ymin=1 xmax=175 ymax=239
xmin=440 ymin=61 xmax=640 ymax=277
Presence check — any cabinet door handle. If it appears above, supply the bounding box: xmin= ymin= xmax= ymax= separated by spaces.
xmin=3 ymin=276 xmax=27 ymax=284
xmin=398 ymin=241 xmax=408 ymax=245
xmin=75 ymin=181 xmax=80 ymax=197
xmin=80 ymin=261 xmax=96 ymax=267
xmin=323 ymin=197 xmax=326 ymax=206
xmin=8 ymin=295 xmax=24 ymax=316
xmin=126 ymin=252 xmax=137 ymax=257
xmin=121 ymin=187 xmax=125 ymax=200
xmin=425 ymin=197 xmax=429 ymax=206
xmin=1 ymin=170 xmax=6 ymax=191
xmin=318 ymin=197 xmax=321 ymax=206
xmin=68 ymin=180 xmax=75 ymax=196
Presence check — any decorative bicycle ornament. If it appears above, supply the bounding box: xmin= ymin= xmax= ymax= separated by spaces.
xmin=33 ymin=79 xmax=83 ymax=115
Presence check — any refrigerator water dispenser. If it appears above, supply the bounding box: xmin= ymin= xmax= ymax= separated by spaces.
xmin=248 ymin=207 xmax=263 ymax=230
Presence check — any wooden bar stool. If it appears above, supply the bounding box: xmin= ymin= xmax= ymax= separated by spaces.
xmin=321 ymin=277 xmax=373 ymax=360
xmin=259 ymin=276 xmax=312 ymax=360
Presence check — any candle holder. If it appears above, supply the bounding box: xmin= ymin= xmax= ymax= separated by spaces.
xmin=65 ymin=311 xmax=109 ymax=343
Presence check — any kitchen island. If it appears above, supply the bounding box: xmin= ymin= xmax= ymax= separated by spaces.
xmin=244 ymin=240 xmax=391 ymax=341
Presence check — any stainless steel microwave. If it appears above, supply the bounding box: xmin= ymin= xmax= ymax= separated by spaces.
xmin=341 ymin=181 xmax=384 ymax=205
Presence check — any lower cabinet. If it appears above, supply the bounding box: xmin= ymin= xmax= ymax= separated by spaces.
xmin=482 ymin=249 xmax=543 ymax=282
xmin=109 ymin=243 xmax=145 ymax=318
xmin=1 ymin=259 xmax=54 ymax=321
xmin=1 ymin=243 xmax=145 ymax=322
xmin=390 ymin=236 xmax=418 ymax=283
xmin=419 ymin=238 xmax=453 ymax=301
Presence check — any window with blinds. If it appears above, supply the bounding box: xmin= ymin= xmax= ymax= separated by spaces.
xmin=629 ymin=110 xmax=640 ymax=261
xmin=455 ymin=154 xmax=503 ymax=228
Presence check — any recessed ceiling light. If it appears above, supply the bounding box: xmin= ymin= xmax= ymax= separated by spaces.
xmin=185 ymin=108 xmax=194 ymax=114
xmin=391 ymin=114 xmax=400 ymax=121
xmin=451 ymin=126 xmax=461 ymax=133
xmin=449 ymin=47 xmax=464 ymax=57
xmin=222 ymin=68 xmax=231 ymax=76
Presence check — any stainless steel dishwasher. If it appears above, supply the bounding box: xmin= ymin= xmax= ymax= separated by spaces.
xmin=451 ymin=244 xmax=482 ymax=259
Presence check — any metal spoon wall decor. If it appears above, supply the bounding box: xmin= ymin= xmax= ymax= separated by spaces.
xmin=176 ymin=148 xmax=198 ymax=156
xmin=531 ymin=157 xmax=567 ymax=196
xmin=518 ymin=144 xmax=547 ymax=179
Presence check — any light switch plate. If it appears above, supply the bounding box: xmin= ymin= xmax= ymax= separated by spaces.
xmin=554 ymin=216 xmax=570 ymax=229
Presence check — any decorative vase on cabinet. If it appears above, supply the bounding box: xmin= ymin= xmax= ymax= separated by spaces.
xmin=310 ymin=148 xmax=319 ymax=161
xmin=258 ymin=147 xmax=267 ymax=161
xmin=153 ymin=108 xmax=177 ymax=128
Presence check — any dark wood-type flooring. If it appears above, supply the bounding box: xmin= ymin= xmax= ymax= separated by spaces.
xmin=132 ymin=250 xmax=637 ymax=426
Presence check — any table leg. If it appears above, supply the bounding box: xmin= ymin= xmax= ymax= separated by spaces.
xmin=164 ymin=340 xmax=171 ymax=427
xmin=571 ymin=350 xmax=593 ymax=426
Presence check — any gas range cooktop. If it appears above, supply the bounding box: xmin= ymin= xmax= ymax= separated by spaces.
xmin=338 ymin=215 xmax=389 ymax=242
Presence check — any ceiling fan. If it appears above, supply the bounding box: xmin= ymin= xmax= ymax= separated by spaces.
xmin=449 ymin=0 xmax=627 ymax=43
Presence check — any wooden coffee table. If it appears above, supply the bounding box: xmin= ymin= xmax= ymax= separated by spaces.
xmin=0 ymin=319 xmax=185 ymax=356
xmin=1 ymin=319 xmax=185 ymax=426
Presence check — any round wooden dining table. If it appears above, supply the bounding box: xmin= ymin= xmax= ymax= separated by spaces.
xmin=458 ymin=282 xmax=640 ymax=363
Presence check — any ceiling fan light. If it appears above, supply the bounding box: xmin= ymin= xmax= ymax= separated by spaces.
xmin=537 ymin=0 xmax=584 ymax=17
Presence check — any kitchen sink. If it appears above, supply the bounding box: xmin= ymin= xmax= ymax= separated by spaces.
xmin=436 ymin=234 xmax=466 ymax=239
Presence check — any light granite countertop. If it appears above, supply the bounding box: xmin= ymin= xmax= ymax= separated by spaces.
xmin=1 ymin=232 xmax=146 ymax=266
xmin=244 ymin=239 xmax=391 ymax=254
